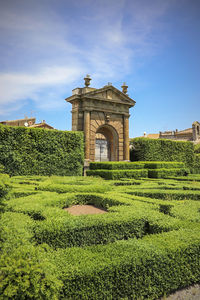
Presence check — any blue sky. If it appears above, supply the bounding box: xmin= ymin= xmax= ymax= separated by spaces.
xmin=0 ymin=0 xmax=199 ymax=137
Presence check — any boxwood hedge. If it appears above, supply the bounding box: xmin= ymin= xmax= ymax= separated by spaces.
xmin=86 ymin=169 xmax=148 ymax=179
xmin=56 ymin=226 xmax=200 ymax=299
xmin=193 ymin=154 xmax=200 ymax=174
xmin=0 ymin=124 xmax=84 ymax=176
xmin=130 ymin=137 xmax=194 ymax=169
xmin=1 ymin=175 xmax=200 ymax=299
xmin=0 ymin=174 xmax=10 ymax=214
xmin=148 ymin=168 xmax=189 ymax=178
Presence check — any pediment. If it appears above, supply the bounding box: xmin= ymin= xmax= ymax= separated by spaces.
xmin=84 ymin=86 xmax=135 ymax=107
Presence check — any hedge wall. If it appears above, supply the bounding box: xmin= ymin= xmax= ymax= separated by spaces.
xmin=89 ymin=162 xmax=146 ymax=170
xmin=130 ymin=138 xmax=195 ymax=169
xmin=148 ymin=168 xmax=189 ymax=178
xmin=87 ymin=169 xmax=148 ymax=179
xmin=194 ymin=143 xmax=200 ymax=154
xmin=0 ymin=125 xmax=84 ymax=176
xmin=193 ymin=154 xmax=200 ymax=174
xmin=0 ymin=174 xmax=10 ymax=214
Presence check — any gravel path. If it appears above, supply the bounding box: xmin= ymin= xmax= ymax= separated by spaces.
xmin=160 ymin=284 xmax=200 ymax=300
xmin=64 ymin=204 xmax=107 ymax=216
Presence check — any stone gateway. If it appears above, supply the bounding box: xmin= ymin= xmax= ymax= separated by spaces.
xmin=65 ymin=76 xmax=135 ymax=162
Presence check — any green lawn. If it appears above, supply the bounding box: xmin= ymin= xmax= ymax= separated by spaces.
xmin=1 ymin=174 xmax=200 ymax=299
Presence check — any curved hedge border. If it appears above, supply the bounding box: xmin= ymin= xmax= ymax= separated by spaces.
xmin=53 ymin=226 xmax=200 ymax=300
xmin=1 ymin=175 xmax=200 ymax=299
xmin=0 ymin=125 xmax=84 ymax=176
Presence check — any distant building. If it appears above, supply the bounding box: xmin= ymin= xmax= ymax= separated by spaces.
xmin=141 ymin=121 xmax=200 ymax=144
xmin=144 ymin=133 xmax=160 ymax=139
xmin=0 ymin=117 xmax=36 ymax=127
xmin=0 ymin=118 xmax=54 ymax=129
xmin=29 ymin=120 xmax=54 ymax=129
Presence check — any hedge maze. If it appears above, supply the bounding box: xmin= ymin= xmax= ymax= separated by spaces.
xmin=1 ymin=170 xmax=200 ymax=299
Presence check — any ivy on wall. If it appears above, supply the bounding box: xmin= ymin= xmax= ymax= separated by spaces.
xmin=0 ymin=125 xmax=84 ymax=176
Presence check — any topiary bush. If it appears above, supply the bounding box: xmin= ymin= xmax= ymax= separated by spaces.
xmin=0 ymin=125 xmax=84 ymax=176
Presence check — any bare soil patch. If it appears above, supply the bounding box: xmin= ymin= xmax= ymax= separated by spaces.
xmin=64 ymin=205 xmax=107 ymax=216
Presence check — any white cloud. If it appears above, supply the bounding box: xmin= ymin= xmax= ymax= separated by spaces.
xmin=0 ymin=65 xmax=84 ymax=111
xmin=0 ymin=0 xmax=172 ymax=116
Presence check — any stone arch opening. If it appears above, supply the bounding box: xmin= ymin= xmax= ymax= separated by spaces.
xmin=95 ymin=124 xmax=119 ymax=161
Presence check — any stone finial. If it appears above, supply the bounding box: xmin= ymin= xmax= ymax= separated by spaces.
xmin=121 ymin=82 xmax=128 ymax=94
xmin=84 ymin=74 xmax=91 ymax=87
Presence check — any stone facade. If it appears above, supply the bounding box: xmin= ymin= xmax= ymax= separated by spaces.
xmin=143 ymin=121 xmax=200 ymax=144
xmin=65 ymin=78 xmax=135 ymax=162
xmin=159 ymin=121 xmax=200 ymax=144
xmin=0 ymin=118 xmax=54 ymax=129
xmin=0 ymin=117 xmax=36 ymax=127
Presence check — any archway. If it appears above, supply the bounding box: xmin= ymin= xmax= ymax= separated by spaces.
xmin=95 ymin=124 xmax=119 ymax=161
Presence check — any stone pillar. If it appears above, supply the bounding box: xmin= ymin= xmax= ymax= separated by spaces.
xmin=192 ymin=123 xmax=197 ymax=141
xmin=84 ymin=110 xmax=90 ymax=160
xmin=124 ymin=115 xmax=129 ymax=161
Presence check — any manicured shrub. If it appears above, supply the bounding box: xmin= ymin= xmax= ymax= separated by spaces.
xmin=0 ymin=174 xmax=10 ymax=214
xmin=86 ymin=169 xmax=148 ymax=179
xmin=0 ymin=164 xmax=5 ymax=173
xmin=130 ymin=138 xmax=194 ymax=168
xmin=194 ymin=143 xmax=200 ymax=154
xmin=88 ymin=162 xmax=187 ymax=179
xmin=193 ymin=154 xmax=200 ymax=174
xmin=171 ymin=201 xmax=200 ymax=222
xmin=128 ymin=189 xmax=200 ymax=201
xmin=89 ymin=161 xmax=146 ymax=170
xmin=0 ymin=174 xmax=10 ymax=199
xmin=148 ymin=168 xmax=189 ymax=178
xmin=113 ymin=179 xmax=141 ymax=186
xmin=0 ymin=213 xmax=62 ymax=299
xmin=2 ymin=175 xmax=200 ymax=299
xmin=32 ymin=193 xmax=182 ymax=248
xmin=37 ymin=182 xmax=111 ymax=193
xmin=159 ymin=204 xmax=173 ymax=215
xmin=0 ymin=247 xmax=62 ymax=300
xmin=49 ymin=226 xmax=200 ymax=300
xmin=0 ymin=125 xmax=84 ymax=176
xmin=143 ymin=161 xmax=185 ymax=169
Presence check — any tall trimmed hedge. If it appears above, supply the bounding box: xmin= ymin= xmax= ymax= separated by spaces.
xmin=193 ymin=154 xmax=200 ymax=174
xmin=0 ymin=174 xmax=10 ymax=215
xmin=0 ymin=125 xmax=84 ymax=176
xmin=194 ymin=143 xmax=200 ymax=154
xmin=130 ymin=138 xmax=194 ymax=169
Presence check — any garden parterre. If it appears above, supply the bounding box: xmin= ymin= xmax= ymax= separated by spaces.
xmin=1 ymin=174 xmax=200 ymax=299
